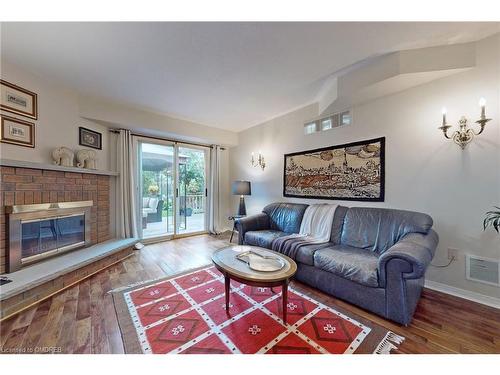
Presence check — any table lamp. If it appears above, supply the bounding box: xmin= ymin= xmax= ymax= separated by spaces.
xmin=232 ymin=180 xmax=251 ymax=216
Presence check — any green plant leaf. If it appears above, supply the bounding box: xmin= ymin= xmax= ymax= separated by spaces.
xmin=484 ymin=206 xmax=500 ymax=234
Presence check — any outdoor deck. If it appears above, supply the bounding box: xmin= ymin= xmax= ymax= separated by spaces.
xmin=143 ymin=213 xmax=205 ymax=238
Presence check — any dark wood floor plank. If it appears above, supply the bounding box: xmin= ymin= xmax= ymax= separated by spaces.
xmin=73 ymin=317 xmax=91 ymax=354
xmin=18 ymin=299 xmax=51 ymax=351
xmin=35 ymin=290 xmax=68 ymax=349
xmin=1 ymin=307 xmax=37 ymax=353
xmin=1 ymin=233 xmax=498 ymax=354
xmin=76 ymin=279 xmax=91 ymax=321
xmin=89 ymin=271 xmax=111 ymax=354
xmin=0 ymin=310 xmax=19 ymax=348
xmin=56 ymin=285 xmax=80 ymax=353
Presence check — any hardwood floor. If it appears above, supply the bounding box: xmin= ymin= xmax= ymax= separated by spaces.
xmin=1 ymin=233 xmax=499 ymax=354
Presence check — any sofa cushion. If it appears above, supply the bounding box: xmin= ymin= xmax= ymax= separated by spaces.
xmin=294 ymin=243 xmax=331 ymax=266
xmin=330 ymin=205 xmax=348 ymax=244
xmin=340 ymin=207 xmax=433 ymax=254
xmin=263 ymin=203 xmax=308 ymax=233
xmin=244 ymin=230 xmax=288 ymax=248
xmin=313 ymin=245 xmax=379 ymax=287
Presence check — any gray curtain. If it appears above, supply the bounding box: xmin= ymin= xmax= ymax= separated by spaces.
xmin=208 ymin=145 xmax=222 ymax=234
xmin=116 ymin=129 xmax=139 ymax=238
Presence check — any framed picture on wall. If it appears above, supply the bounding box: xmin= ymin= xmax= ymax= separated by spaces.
xmin=283 ymin=137 xmax=385 ymax=201
xmin=0 ymin=80 xmax=38 ymax=120
xmin=79 ymin=127 xmax=102 ymax=150
xmin=0 ymin=114 xmax=35 ymax=148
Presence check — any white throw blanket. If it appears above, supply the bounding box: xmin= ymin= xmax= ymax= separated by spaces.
xmin=298 ymin=203 xmax=338 ymax=242
xmin=271 ymin=204 xmax=338 ymax=257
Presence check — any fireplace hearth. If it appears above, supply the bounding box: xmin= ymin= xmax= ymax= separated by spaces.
xmin=6 ymin=201 xmax=93 ymax=272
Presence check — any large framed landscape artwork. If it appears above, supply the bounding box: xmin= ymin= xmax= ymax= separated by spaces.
xmin=283 ymin=137 xmax=385 ymax=201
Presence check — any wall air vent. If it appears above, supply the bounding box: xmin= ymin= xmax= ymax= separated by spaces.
xmin=303 ymin=109 xmax=352 ymax=135
xmin=466 ymin=255 xmax=500 ymax=287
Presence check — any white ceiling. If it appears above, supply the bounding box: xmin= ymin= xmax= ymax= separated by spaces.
xmin=1 ymin=22 xmax=499 ymax=131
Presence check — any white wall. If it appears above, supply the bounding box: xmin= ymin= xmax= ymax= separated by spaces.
xmin=79 ymin=95 xmax=238 ymax=147
xmin=229 ymin=34 xmax=500 ymax=299
xmin=0 ymin=61 xmax=111 ymax=170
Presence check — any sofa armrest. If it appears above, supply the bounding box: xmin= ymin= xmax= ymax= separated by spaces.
xmin=234 ymin=213 xmax=270 ymax=245
xmin=378 ymin=230 xmax=439 ymax=287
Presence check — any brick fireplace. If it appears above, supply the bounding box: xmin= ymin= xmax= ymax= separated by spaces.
xmin=0 ymin=166 xmax=111 ymax=274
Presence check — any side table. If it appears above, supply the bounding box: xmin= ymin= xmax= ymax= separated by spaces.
xmin=228 ymin=215 xmax=245 ymax=243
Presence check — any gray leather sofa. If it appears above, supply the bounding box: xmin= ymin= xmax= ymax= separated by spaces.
xmin=235 ymin=203 xmax=438 ymax=325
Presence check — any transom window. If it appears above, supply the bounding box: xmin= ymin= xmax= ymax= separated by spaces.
xmin=304 ymin=122 xmax=318 ymax=135
xmin=304 ymin=109 xmax=352 ymax=135
xmin=321 ymin=118 xmax=332 ymax=131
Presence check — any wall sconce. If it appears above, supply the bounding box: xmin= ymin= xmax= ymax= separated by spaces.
xmin=438 ymin=98 xmax=492 ymax=149
xmin=251 ymin=151 xmax=266 ymax=170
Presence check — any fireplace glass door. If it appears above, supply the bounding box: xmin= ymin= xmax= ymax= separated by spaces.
xmin=21 ymin=214 xmax=86 ymax=263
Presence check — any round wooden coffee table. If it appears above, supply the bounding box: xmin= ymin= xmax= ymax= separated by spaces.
xmin=211 ymin=245 xmax=297 ymax=324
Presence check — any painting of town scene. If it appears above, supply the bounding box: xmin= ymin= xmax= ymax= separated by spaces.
xmin=283 ymin=137 xmax=385 ymax=201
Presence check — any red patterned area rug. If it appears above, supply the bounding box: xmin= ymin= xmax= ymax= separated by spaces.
xmin=111 ymin=265 xmax=404 ymax=354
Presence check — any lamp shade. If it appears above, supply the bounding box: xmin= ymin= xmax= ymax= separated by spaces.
xmin=232 ymin=180 xmax=251 ymax=196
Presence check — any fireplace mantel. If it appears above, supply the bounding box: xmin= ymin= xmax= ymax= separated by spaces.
xmin=0 ymin=158 xmax=119 ymax=176
xmin=6 ymin=200 xmax=93 ymax=214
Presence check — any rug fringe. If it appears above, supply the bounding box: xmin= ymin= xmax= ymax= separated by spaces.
xmin=373 ymin=331 xmax=405 ymax=354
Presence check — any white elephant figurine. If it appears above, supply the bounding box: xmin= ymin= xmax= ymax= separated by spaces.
xmin=52 ymin=147 xmax=75 ymax=167
xmin=76 ymin=149 xmax=97 ymax=169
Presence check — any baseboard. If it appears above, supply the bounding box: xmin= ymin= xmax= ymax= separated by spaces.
xmin=424 ymin=280 xmax=500 ymax=309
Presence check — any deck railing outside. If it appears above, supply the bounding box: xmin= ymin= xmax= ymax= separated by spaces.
xmin=186 ymin=194 xmax=205 ymax=213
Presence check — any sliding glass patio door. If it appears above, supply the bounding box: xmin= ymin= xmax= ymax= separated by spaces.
xmin=138 ymin=140 xmax=176 ymax=240
xmin=137 ymin=139 xmax=208 ymax=240
xmin=176 ymin=145 xmax=208 ymax=235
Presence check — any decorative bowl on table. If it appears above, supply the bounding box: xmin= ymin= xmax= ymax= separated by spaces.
xmin=236 ymin=251 xmax=285 ymax=272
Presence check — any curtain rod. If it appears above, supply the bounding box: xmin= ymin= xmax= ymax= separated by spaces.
xmin=109 ymin=128 xmax=226 ymax=150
